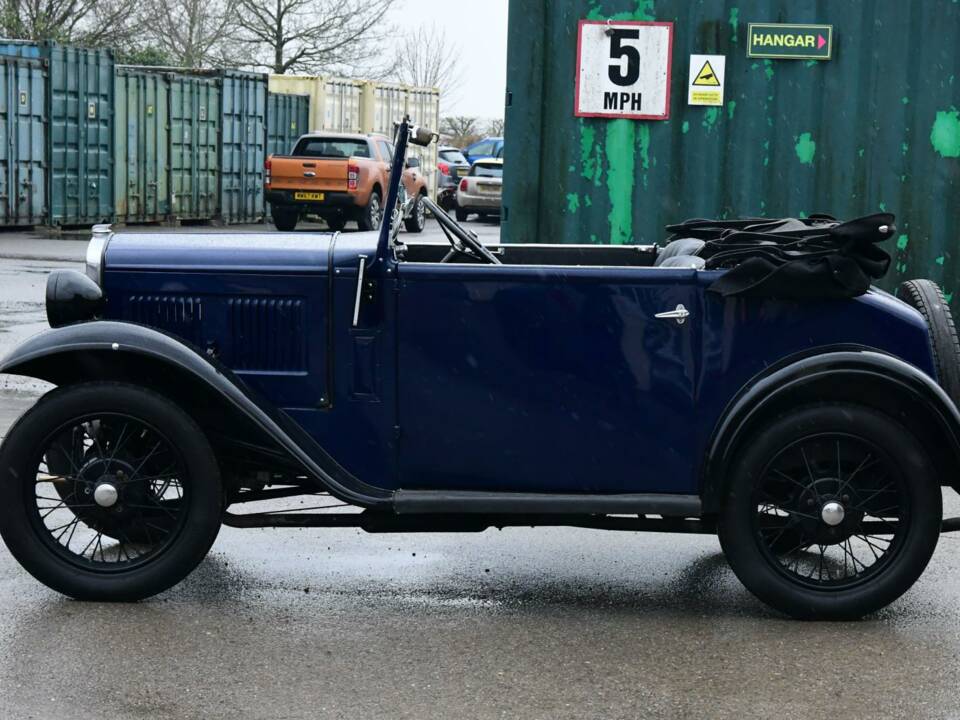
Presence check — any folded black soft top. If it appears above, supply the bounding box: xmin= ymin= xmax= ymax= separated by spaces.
xmin=663 ymin=213 xmax=896 ymax=300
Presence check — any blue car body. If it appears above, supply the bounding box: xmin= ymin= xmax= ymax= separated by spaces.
xmin=463 ymin=137 xmax=504 ymax=164
xmin=79 ymin=227 xmax=936 ymax=503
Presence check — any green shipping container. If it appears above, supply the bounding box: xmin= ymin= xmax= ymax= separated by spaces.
xmin=219 ymin=70 xmax=267 ymax=224
xmin=169 ymin=73 xmax=219 ymax=221
xmin=266 ymin=92 xmax=309 ymax=157
xmin=0 ymin=55 xmax=45 ymax=225
xmin=114 ymin=68 xmax=168 ymax=223
xmin=504 ymin=1 xmax=960 ymax=300
xmin=0 ymin=41 xmax=114 ymax=226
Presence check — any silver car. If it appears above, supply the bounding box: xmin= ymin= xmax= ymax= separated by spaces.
xmin=455 ymin=159 xmax=503 ymax=221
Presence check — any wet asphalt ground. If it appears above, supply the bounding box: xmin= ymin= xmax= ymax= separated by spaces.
xmin=0 ymin=223 xmax=960 ymax=719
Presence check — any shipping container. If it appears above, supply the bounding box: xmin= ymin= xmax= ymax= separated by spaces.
xmin=114 ymin=68 xmax=168 ymax=223
xmin=369 ymin=82 xmax=407 ymax=136
xmin=504 ymin=0 xmax=960 ymax=302
xmin=266 ymin=92 xmax=309 ymax=156
xmin=0 ymin=41 xmax=113 ymax=226
xmin=168 ymin=73 xmax=219 ymax=221
xmin=0 ymin=55 xmax=45 ymax=225
xmin=405 ymin=87 xmax=441 ymax=195
xmin=219 ymin=70 xmax=266 ymax=224
xmin=268 ymin=75 xmax=324 ymax=131
xmin=324 ymin=78 xmax=363 ymax=133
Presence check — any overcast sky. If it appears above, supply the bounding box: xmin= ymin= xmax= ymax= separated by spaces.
xmin=389 ymin=0 xmax=509 ymax=119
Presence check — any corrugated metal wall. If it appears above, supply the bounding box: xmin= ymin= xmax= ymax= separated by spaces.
xmin=218 ymin=70 xmax=266 ymax=224
xmin=169 ymin=73 xmax=219 ymax=221
xmin=265 ymin=92 xmax=309 ymax=156
xmin=114 ymin=68 xmax=168 ymax=223
xmin=504 ymin=0 xmax=960 ymax=299
xmin=0 ymin=56 xmax=45 ymax=225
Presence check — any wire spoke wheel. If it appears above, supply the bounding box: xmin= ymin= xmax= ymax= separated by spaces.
xmin=753 ymin=433 xmax=908 ymax=590
xmin=31 ymin=413 xmax=189 ymax=572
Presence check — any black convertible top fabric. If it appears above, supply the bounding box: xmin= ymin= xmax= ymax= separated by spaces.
xmin=662 ymin=213 xmax=895 ymax=299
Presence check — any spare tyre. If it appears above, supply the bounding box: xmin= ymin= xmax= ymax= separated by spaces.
xmin=897 ymin=279 xmax=960 ymax=408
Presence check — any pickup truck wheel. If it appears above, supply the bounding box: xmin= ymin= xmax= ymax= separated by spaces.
xmin=358 ymin=190 xmax=383 ymax=231
xmin=896 ymin=279 xmax=960 ymax=409
xmin=0 ymin=383 xmax=223 ymax=601
xmin=403 ymin=193 xmax=427 ymax=233
xmin=272 ymin=208 xmax=298 ymax=232
xmin=718 ymin=403 xmax=941 ymax=620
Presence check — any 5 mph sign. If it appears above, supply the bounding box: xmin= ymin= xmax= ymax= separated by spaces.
xmin=575 ymin=20 xmax=674 ymax=120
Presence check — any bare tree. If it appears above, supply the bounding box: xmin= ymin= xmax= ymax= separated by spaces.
xmin=142 ymin=0 xmax=239 ymax=68
xmin=486 ymin=118 xmax=505 ymax=137
xmin=392 ymin=22 xmax=463 ymax=94
xmin=441 ymin=116 xmax=480 ymax=147
xmin=234 ymin=0 xmax=396 ymax=76
xmin=0 ymin=0 xmax=145 ymax=46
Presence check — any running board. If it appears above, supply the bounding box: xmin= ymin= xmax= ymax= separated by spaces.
xmin=392 ymin=491 xmax=702 ymax=517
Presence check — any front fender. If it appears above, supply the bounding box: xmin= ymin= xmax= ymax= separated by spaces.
xmin=701 ymin=349 xmax=960 ymax=512
xmin=0 ymin=321 xmax=391 ymax=508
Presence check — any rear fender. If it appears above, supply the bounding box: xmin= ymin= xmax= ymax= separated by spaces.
xmin=0 ymin=321 xmax=391 ymax=507
xmin=701 ymin=349 xmax=960 ymax=513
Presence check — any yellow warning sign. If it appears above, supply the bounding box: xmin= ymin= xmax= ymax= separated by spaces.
xmin=687 ymin=54 xmax=725 ymax=107
xmin=693 ymin=61 xmax=721 ymax=86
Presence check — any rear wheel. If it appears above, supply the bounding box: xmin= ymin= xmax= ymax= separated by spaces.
xmin=404 ymin=193 xmax=427 ymax=233
xmin=358 ymin=189 xmax=383 ymax=231
xmin=324 ymin=215 xmax=347 ymax=232
xmin=455 ymin=206 xmax=469 ymax=222
xmin=272 ymin=207 xmax=298 ymax=232
xmin=0 ymin=383 xmax=223 ymax=601
xmin=718 ymin=403 xmax=941 ymax=620
xmin=897 ymin=279 xmax=960 ymax=408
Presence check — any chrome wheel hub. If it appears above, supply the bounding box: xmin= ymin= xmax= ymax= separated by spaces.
xmin=821 ymin=500 xmax=846 ymax=527
xmin=93 ymin=482 xmax=119 ymax=508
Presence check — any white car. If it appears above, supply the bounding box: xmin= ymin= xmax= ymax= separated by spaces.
xmin=455 ymin=159 xmax=503 ymax=221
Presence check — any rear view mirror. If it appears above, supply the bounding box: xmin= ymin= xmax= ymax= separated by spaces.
xmin=410 ymin=127 xmax=438 ymax=147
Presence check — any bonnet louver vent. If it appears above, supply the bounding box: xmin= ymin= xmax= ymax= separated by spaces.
xmin=227 ymin=297 xmax=306 ymax=372
xmin=128 ymin=295 xmax=203 ymax=344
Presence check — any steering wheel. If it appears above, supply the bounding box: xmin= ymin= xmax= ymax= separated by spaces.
xmin=423 ymin=197 xmax=501 ymax=265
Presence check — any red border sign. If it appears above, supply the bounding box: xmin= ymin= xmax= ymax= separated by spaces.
xmin=574 ymin=20 xmax=674 ymax=121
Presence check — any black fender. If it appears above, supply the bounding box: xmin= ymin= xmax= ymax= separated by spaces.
xmin=0 ymin=321 xmax=392 ymax=508
xmin=700 ymin=349 xmax=960 ymax=513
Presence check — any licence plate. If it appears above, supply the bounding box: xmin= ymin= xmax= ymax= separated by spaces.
xmin=294 ymin=192 xmax=325 ymax=201
xmin=477 ymin=184 xmax=499 ymax=194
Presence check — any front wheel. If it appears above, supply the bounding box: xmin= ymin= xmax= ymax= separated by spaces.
xmin=0 ymin=383 xmax=223 ymax=601
xmin=718 ymin=403 xmax=941 ymax=620
xmin=403 ymin=193 xmax=427 ymax=233
xmin=357 ymin=189 xmax=383 ymax=231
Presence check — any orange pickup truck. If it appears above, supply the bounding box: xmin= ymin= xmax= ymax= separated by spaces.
xmin=265 ymin=132 xmax=428 ymax=233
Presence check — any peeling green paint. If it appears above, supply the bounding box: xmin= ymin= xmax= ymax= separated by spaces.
xmin=763 ymin=60 xmax=775 ymax=81
xmin=579 ymin=123 xmax=602 ymax=186
xmin=858 ymin=148 xmax=865 ymax=158
xmin=681 ymin=120 xmax=690 ymax=134
xmin=637 ymin=125 xmax=651 ymax=189
xmin=931 ymin=109 xmax=960 ymax=158
xmin=604 ymin=120 xmax=635 ymax=245
xmin=901 ymin=96 xmax=910 ymax=105
xmin=947 ymin=292 xmax=955 ymax=304
xmin=727 ymin=100 xmax=737 ymax=121
xmin=566 ymin=193 xmax=580 ymax=213
xmin=901 ymin=142 xmax=909 ymax=155
xmin=937 ymin=255 xmax=946 ymax=266
xmin=587 ymin=0 xmax=655 ymax=21
xmin=702 ymin=107 xmax=720 ymax=131
xmin=804 ymin=60 xmax=817 ymax=68
xmin=897 ymin=234 xmax=910 ymax=251
xmin=879 ymin=202 xmax=887 ymax=212
xmin=729 ymin=7 xmax=739 ymax=42
xmin=585 ymin=195 xmax=592 ymax=208
xmin=795 ymin=132 xmax=816 ymax=165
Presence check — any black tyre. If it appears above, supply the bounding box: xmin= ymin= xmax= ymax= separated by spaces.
xmin=404 ymin=193 xmax=427 ymax=233
xmin=325 ymin=214 xmax=347 ymax=232
xmin=358 ymin=189 xmax=383 ymax=231
xmin=272 ymin=207 xmax=299 ymax=232
xmin=718 ymin=403 xmax=941 ymax=620
xmin=0 ymin=383 xmax=223 ymax=601
xmin=455 ymin=206 xmax=469 ymax=222
xmin=897 ymin=279 xmax=960 ymax=407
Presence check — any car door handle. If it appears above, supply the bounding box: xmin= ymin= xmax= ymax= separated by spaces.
xmin=655 ymin=304 xmax=691 ymax=325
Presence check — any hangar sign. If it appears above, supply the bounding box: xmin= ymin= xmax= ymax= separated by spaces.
xmin=747 ymin=23 xmax=833 ymax=60
xmin=575 ymin=20 xmax=674 ymax=120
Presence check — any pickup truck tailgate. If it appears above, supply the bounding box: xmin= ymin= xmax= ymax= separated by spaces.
xmin=270 ymin=158 xmax=348 ymax=192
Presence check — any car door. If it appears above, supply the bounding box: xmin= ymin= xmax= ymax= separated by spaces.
xmin=396 ymin=262 xmax=700 ymax=494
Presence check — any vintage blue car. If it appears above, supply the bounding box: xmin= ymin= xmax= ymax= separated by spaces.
xmin=1 ymin=122 xmax=958 ymax=620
